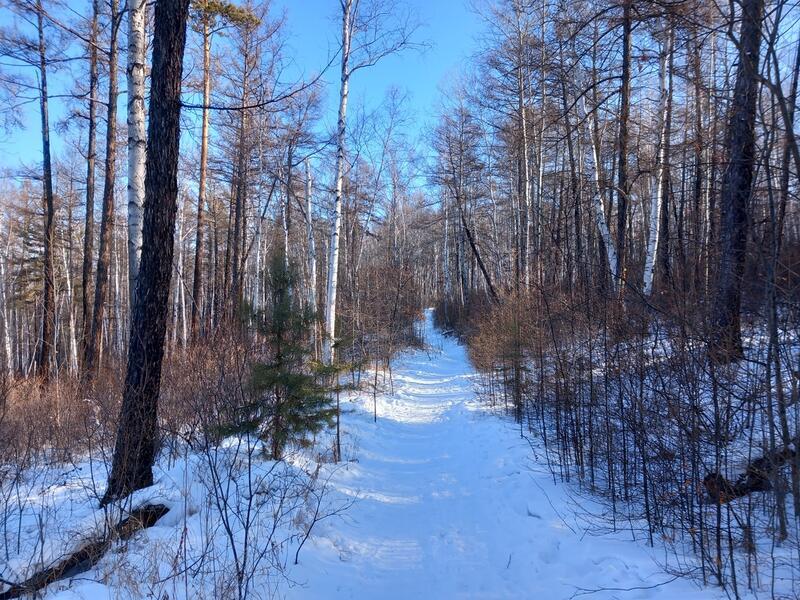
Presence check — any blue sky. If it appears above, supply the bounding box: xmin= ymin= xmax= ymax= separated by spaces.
xmin=268 ymin=0 xmax=483 ymax=138
xmin=1 ymin=0 xmax=485 ymax=175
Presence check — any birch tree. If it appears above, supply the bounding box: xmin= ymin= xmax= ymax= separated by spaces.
xmin=127 ymin=0 xmax=146 ymax=309
xmin=304 ymin=159 xmax=317 ymax=352
xmin=614 ymin=0 xmax=633 ymax=289
xmin=642 ymin=24 xmax=673 ymax=297
xmin=323 ymin=0 xmax=415 ymax=365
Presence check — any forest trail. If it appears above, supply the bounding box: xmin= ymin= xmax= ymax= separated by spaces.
xmin=292 ymin=310 xmax=719 ymax=599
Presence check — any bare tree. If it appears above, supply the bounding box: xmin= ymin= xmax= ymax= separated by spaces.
xmin=127 ymin=0 xmax=147 ymax=309
xmin=711 ymin=0 xmax=765 ymax=361
xmin=34 ymin=0 xmax=56 ymax=378
xmin=323 ymin=0 xmax=416 ymax=365
xmin=103 ymin=0 xmax=191 ymax=504
xmin=84 ymin=0 xmax=122 ymax=379
xmin=81 ymin=0 xmax=100 ymax=354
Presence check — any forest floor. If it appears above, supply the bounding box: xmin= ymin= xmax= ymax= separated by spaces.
xmin=2 ymin=310 xmax=747 ymax=599
xmin=289 ymin=309 xmax=725 ymax=599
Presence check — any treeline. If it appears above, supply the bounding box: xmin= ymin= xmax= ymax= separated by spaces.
xmin=0 ymin=0 xmax=437 ymax=517
xmin=0 ymin=0 xmax=434 ymax=379
xmin=429 ymin=0 xmax=799 ymax=595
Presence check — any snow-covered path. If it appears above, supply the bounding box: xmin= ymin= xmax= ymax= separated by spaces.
xmin=292 ymin=310 xmax=718 ymax=599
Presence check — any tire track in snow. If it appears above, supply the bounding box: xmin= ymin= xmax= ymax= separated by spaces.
xmin=290 ymin=309 xmax=724 ymax=599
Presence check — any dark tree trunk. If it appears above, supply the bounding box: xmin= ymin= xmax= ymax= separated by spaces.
xmin=84 ymin=0 xmax=121 ymax=379
xmin=231 ymin=111 xmax=248 ymax=318
xmin=614 ymin=0 xmax=632 ymax=289
xmin=712 ymin=0 xmax=764 ymax=361
xmin=35 ymin=0 xmax=56 ymax=379
xmin=704 ymin=439 xmax=798 ymax=503
xmin=81 ymin=0 xmax=100 ymax=355
xmin=691 ymin=33 xmax=704 ymax=292
xmin=458 ymin=204 xmax=498 ymax=303
xmin=102 ymin=0 xmax=191 ymax=505
xmin=560 ymin=69 xmax=582 ymax=289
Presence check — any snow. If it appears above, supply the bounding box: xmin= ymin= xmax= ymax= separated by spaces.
xmin=1 ymin=309 xmax=736 ymax=599
xmin=288 ymin=309 xmax=723 ymax=599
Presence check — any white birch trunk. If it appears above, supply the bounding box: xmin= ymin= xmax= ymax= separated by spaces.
xmin=112 ymin=230 xmax=122 ymax=355
xmin=305 ymin=160 xmax=317 ymax=310
xmin=515 ymin=10 xmax=531 ymax=290
xmin=61 ymin=246 xmax=79 ymax=374
xmin=643 ymin=30 xmax=672 ymax=296
xmin=586 ymin=99 xmax=619 ymax=283
xmin=323 ymin=0 xmax=352 ymax=365
xmin=176 ymin=197 xmax=187 ymax=348
xmin=0 ymin=258 xmax=11 ymax=373
xmin=126 ymin=0 xmax=146 ymax=308
xmin=252 ymin=215 xmax=262 ymax=312
xmin=304 ymin=160 xmax=318 ymax=355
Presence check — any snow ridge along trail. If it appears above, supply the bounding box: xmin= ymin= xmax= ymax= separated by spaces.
xmin=292 ymin=309 xmax=719 ymax=599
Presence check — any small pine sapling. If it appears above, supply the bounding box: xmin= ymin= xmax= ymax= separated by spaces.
xmin=249 ymin=252 xmax=336 ymax=460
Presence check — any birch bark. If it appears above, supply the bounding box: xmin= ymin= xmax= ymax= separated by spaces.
xmin=323 ymin=0 xmax=353 ymax=365
xmin=127 ymin=0 xmax=147 ymax=308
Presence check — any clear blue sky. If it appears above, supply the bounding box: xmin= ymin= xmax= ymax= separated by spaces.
xmin=272 ymin=0 xmax=484 ymax=131
xmin=0 ymin=0 xmax=484 ymax=174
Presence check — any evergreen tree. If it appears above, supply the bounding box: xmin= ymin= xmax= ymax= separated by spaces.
xmin=249 ymin=252 xmax=335 ymax=460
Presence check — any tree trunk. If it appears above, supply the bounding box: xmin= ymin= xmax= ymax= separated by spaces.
xmin=712 ymin=0 xmax=764 ymax=361
xmin=614 ymin=0 xmax=632 ymax=289
xmin=191 ymin=20 xmax=211 ymax=338
xmin=82 ymin=0 xmax=99 ymax=356
xmin=230 ymin=43 xmax=249 ymax=319
xmin=103 ymin=0 xmax=191 ymax=505
xmin=84 ymin=0 xmax=120 ymax=380
xmin=323 ymin=0 xmax=352 ymax=365
xmin=127 ymin=0 xmax=147 ymax=309
xmin=305 ymin=159 xmax=317 ymax=353
xmin=459 ymin=208 xmax=498 ymax=302
xmin=514 ymin=1 xmax=531 ymax=292
xmin=35 ymin=0 xmax=56 ymax=379
xmin=643 ymin=25 xmax=673 ymax=296
xmin=655 ymin=25 xmax=673 ymax=290
xmin=175 ymin=198 xmax=187 ymax=348
xmin=61 ymin=246 xmax=79 ymax=374
xmin=0 ymin=256 xmax=12 ymax=374
xmin=284 ymin=146 xmax=293 ymax=269
xmin=587 ymin=100 xmax=618 ymax=284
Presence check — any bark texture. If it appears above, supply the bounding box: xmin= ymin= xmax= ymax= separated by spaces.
xmin=103 ymin=0 xmax=190 ymax=504
xmin=35 ymin=0 xmax=56 ymax=378
xmin=127 ymin=0 xmax=147 ymax=309
xmin=84 ymin=0 xmax=120 ymax=379
xmin=323 ymin=0 xmax=352 ymax=365
xmin=712 ymin=0 xmax=764 ymax=361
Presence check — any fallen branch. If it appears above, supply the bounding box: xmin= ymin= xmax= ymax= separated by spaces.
xmin=0 ymin=504 xmax=169 ymax=600
xmin=704 ymin=441 xmax=797 ymax=503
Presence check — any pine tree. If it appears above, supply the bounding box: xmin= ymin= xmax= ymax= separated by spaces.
xmin=248 ymin=252 xmax=335 ymax=460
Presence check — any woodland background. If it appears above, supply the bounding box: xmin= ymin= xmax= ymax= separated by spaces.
xmin=0 ymin=0 xmax=798 ymax=597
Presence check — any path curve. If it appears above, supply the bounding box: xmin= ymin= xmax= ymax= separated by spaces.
xmin=292 ymin=309 xmax=719 ymax=599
